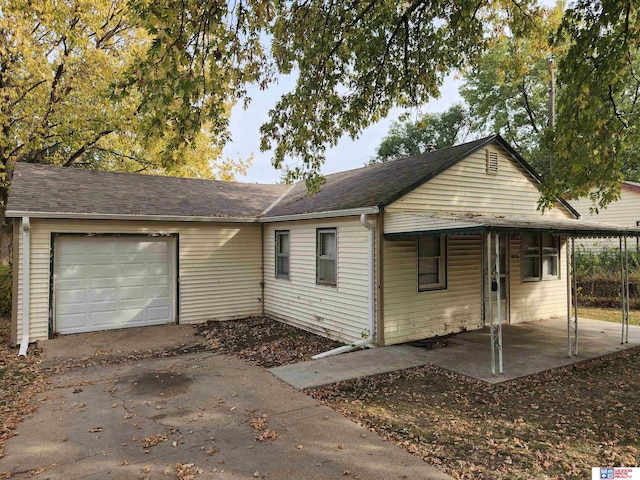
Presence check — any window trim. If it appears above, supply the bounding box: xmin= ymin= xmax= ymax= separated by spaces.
xmin=316 ymin=228 xmax=337 ymax=287
xmin=417 ymin=235 xmax=448 ymax=292
xmin=274 ymin=230 xmax=290 ymax=280
xmin=521 ymin=233 xmax=560 ymax=282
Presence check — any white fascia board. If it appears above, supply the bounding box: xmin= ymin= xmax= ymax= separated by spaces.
xmin=260 ymin=207 xmax=379 ymax=223
xmin=5 ymin=211 xmax=258 ymax=223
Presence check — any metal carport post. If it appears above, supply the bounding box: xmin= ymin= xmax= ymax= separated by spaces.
xmin=488 ymin=231 xmax=503 ymax=375
xmin=567 ymin=237 xmax=578 ymax=357
xmin=621 ymin=236 xmax=630 ymax=344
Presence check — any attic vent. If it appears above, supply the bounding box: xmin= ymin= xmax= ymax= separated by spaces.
xmin=486 ymin=150 xmax=499 ymax=175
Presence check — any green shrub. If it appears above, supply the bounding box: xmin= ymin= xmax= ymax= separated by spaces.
xmin=0 ymin=264 xmax=11 ymax=317
xmin=574 ymin=246 xmax=640 ymax=308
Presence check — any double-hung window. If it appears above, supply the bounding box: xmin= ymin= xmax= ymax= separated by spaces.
xmin=418 ymin=235 xmax=447 ymax=291
xmin=316 ymin=228 xmax=337 ymax=286
xmin=522 ymin=233 xmax=559 ymax=281
xmin=275 ymin=230 xmax=290 ymax=279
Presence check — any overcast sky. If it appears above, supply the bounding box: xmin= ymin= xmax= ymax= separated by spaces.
xmin=223 ymin=73 xmax=463 ymax=184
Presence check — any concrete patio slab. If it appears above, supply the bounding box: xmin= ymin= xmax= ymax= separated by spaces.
xmin=2 ymin=351 xmax=451 ymax=480
xmin=271 ymin=317 xmax=640 ymax=388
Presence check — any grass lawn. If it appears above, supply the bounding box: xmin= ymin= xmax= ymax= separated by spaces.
xmin=309 ymin=347 xmax=640 ymax=480
xmin=579 ymin=306 xmax=640 ymax=326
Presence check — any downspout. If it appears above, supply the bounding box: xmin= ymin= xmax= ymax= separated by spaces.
xmin=260 ymin=222 xmax=265 ymax=316
xmin=18 ymin=217 xmax=30 ymax=356
xmin=313 ymin=213 xmax=375 ymax=359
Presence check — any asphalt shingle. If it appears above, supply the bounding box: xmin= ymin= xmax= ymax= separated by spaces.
xmin=8 ymin=135 xmax=536 ymax=220
xmin=264 ymin=136 xmax=497 ymax=217
xmin=6 ymin=163 xmax=288 ymax=218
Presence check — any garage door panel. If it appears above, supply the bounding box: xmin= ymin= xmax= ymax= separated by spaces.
xmin=58 ymin=240 xmax=89 ymax=255
xmin=58 ymin=265 xmax=87 ymax=280
xmin=88 ymin=287 xmax=118 ymax=302
xmin=91 ymin=309 xmax=143 ymax=328
xmin=148 ymin=285 xmax=171 ymax=299
xmin=119 ymin=263 xmax=145 ymax=277
xmin=118 ymin=285 xmax=145 ymax=301
xmin=57 ymin=313 xmax=88 ymax=330
xmin=89 ymin=265 xmax=117 ymax=278
xmin=148 ymin=305 xmax=171 ymax=321
xmin=58 ymin=278 xmax=88 ymax=291
xmin=147 ymin=262 xmax=170 ymax=276
xmin=89 ymin=277 xmax=117 ymax=289
xmin=55 ymin=237 xmax=175 ymax=334
xmin=146 ymin=274 xmax=170 ymax=286
xmin=57 ymin=288 xmax=88 ymax=306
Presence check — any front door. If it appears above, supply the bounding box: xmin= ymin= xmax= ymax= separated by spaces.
xmin=484 ymin=233 xmax=510 ymax=325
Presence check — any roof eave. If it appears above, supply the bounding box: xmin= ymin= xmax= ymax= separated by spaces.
xmin=261 ymin=206 xmax=380 ymax=223
xmin=5 ymin=211 xmax=259 ymax=223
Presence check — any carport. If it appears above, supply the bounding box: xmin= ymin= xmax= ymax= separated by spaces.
xmin=384 ymin=211 xmax=640 ymax=376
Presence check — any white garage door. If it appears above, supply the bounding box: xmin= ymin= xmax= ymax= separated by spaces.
xmin=54 ymin=236 xmax=175 ymax=335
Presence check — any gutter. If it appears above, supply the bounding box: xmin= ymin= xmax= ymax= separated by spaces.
xmin=18 ymin=217 xmax=30 ymax=356
xmin=263 ymin=207 xmax=379 ymax=223
xmin=313 ymin=213 xmax=376 ymax=359
xmin=5 ymin=206 xmax=380 ymax=224
xmin=4 ymin=211 xmax=258 ymax=223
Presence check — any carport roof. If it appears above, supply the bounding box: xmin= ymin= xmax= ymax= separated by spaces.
xmin=383 ymin=211 xmax=640 ymax=238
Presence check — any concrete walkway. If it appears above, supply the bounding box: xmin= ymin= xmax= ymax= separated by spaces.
xmin=271 ymin=317 xmax=640 ymax=388
xmin=270 ymin=346 xmax=436 ymax=390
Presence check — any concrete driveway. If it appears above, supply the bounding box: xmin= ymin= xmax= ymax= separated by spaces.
xmin=1 ymin=337 xmax=450 ymax=479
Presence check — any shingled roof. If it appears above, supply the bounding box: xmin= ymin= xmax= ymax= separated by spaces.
xmin=264 ymin=136 xmax=501 ymax=217
xmin=6 ymin=163 xmax=288 ymax=219
xmin=7 ymin=135 xmax=576 ymax=220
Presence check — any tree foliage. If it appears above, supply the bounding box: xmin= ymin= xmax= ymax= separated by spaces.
xmin=0 ymin=0 xmax=250 ymax=217
xmin=369 ymin=104 xmax=475 ymax=164
xmin=541 ymin=0 xmax=640 ymax=210
xmin=2 ymin=0 xmax=640 ymax=213
xmin=260 ymin=0 xmax=540 ymax=190
xmin=461 ymin=3 xmax=566 ymax=175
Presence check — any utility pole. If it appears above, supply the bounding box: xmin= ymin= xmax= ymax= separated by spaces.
xmin=548 ymin=55 xmax=556 ymax=174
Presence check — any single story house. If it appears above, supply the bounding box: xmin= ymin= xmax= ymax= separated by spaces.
xmin=569 ymin=181 xmax=640 ymax=251
xmin=8 ymin=135 xmax=639 ymax=369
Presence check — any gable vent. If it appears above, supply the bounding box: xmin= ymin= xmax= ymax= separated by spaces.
xmin=486 ymin=150 xmax=499 ymax=175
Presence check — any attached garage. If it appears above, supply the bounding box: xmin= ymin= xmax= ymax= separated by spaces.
xmin=7 ymin=163 xmax=288 ymax=347
xmin=53 ymin=236 xmax=176 ymax=335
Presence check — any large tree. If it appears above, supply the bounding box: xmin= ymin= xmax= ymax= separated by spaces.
xmin=369 ymin=104 xmax=475 ymax=164
xmin=0 ymin=0 xmax=250 ymax=217
xmin=3 ymin=0 xmax=639 ymax=211
xmin=541 ymin=0 xmax=640 ymax=210
xmin=460 ymin=2 xmax=566 ymax=175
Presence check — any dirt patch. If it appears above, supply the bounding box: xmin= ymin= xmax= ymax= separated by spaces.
xmin=195 ymin=316 xmax=341 ymax=368
xmin=309 ymin=346 xmax=640 ymax=480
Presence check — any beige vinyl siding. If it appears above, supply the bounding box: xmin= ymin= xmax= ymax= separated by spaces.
xmin=263 ymin=216 xmax=370 ymax=344
xmin=509 ymin=236 xmax=568 ymax=323
xmin=383 ymin=234 xmax=483 ymax=345
xmin=570 ymin=187 xmax=640 ymax=250
xmin=15 ymin=218 xmax=262 ymax=343
xmin=387 ymin=145 xmax=573 ymax=219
